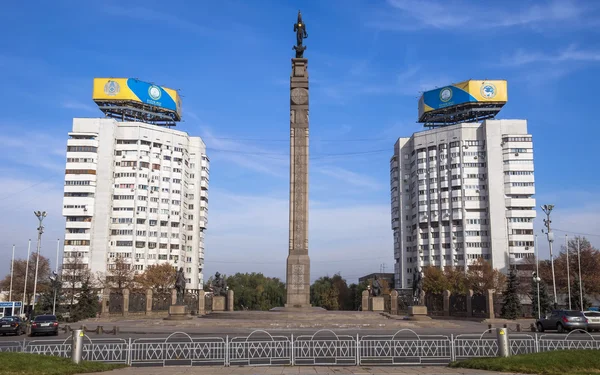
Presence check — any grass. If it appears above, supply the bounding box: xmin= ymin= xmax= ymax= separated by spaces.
xmin=449 ymin=349 xmax=600 ymax=375
xmin=0 ymin=352 xmax=127 ymax=375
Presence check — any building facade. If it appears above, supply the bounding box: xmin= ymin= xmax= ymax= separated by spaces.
xmin=62 ymin=118 xmax=209 ymax=289
xmin=390 ymin=119 xmax=535 ymax=289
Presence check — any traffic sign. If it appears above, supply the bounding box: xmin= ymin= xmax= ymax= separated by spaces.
xmin=0 ymin=302 xmax=22 ymax=308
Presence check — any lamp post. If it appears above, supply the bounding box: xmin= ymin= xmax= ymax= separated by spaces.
xmin=31 ymin=211 xmax=47 ymax=319
xmin=577 ymin=238 xmax=583 ymax=311
xmin=541 ymin=204 xmax=557 ymax=310
xmin=9 ymin=245 xmax=15 ymax=302
xmin=49 ymin=271 xmax=58 ymax=316
xmin=534 ymin=234 xmax=541 ymax=320
xmin=565 ymin=234 xmax=571 ymax=310
xmin=22 ymin=239 xmax=31 ymax=317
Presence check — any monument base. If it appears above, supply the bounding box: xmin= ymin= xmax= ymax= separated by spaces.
xmin=213 ymin=296 xmax=226 ymax=312
xmin=164 ymin=305 xmax=192 ymax=320
xmin=370 ymin=297 xmax=385 ymax=312
xmin=272 ymin=305 xmax=325 ymax=313
xmin=407 ymin=305 xmax=431 ymax=321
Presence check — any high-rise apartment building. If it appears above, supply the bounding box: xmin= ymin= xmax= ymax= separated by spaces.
xmin=62 ymin=118 xmax=209 ymax=288
xmin=390 ymin=119 xmax=535 ymax=289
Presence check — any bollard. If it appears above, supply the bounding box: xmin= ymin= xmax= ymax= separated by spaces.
xmin=496 ymin=327 xmax=510 ymax=357
xmin=97 ymin=326 xmax=103 ymax=335
xmin=516 ymin=323 xmax=521 ymax=332
xmin=71 ymin=329 xmax=84 ymax=364
xmin=488 ymin=324 xmax=492 ymax=330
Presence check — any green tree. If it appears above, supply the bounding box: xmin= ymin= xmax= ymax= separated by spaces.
xmin=225 ymin=272 xmax=286 ymax=310
xmin=530 ymin=277 xmax=552 ymax=318
xmin=331 ymin=274 xmax=351 ymax=310
xmin=38 ymin=276 xmax=65 ymax=316
xmin=501 ymin=268 xmax=522 ymax=320
xmin=71 ymin=275 xmax=98 ymax=321
xmin=571 ymin=276 xmax=591 ymax=311
xmin=422 ymin=267 xmax=448 ymax=294
xmin=348 ymin=281 xmax=368 ymax=311
xmin=310 ymin=276 xmax=339 ymax=310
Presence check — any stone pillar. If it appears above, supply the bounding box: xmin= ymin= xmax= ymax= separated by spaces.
xmin=122 ymin=289 xmax=130 ymax=316
xmin=198 ymin=290 xmax=205 ymax=315
xmin=361 ymin=290 xmax=369 ymax=311
xmin=171 ymin=289 xmax=177 ymax=306
xmin=227 ymin=289 xmax=234 ymax=311
xmin=101 ymin=289 xmax=110 ymax=317
xmin=146 ymin=289 xmax=153 ymax=314
xmin=486 ymin=289 xmax=495 ymax=319
xmin=467 ymin=289 xmax=473 ymax=318
xmin=285 ymin=57 xmax=311 ymax=309
xmin=443 ymin=290 xmax=451 ymax=317
xmin=390 ymin=290 xmax=399 ymax=315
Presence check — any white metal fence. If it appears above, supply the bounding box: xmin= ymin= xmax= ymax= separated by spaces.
xmin=1 ymin=329 xmax=599 ymax=367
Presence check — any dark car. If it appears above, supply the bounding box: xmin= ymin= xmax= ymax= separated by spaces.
xmin=0 ymin=316 xmax=25 ymax=336
xmin=30 ymin=315 xmax=59 ymax=336
xmin=536 ymin=310 xmax=589 ymax=333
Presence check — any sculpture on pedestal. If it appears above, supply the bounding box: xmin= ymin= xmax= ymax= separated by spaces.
xmin=175 ymin=267 xmax=186 ymax=305
xmin=412 ymin=267 xmax=425 ymax=305
xmin=371 ymin=275 xmax=382 ymax=297
xmin=293 ymin=10 xmax=308 ymax=58
xmin=211 ymin=272 xmax=228 ymax=297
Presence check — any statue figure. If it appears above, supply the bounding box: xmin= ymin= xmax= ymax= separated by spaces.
xmin=293 ymin=10 xmax=308 ymax=58
xmin=412 ymin=267 xmax=424 ymax=305
xmin=371 ymin=275 xmax=382 ymax=297
xmin=211 ymin=272 xmax=228 ymax=297
xmin=175 ymin=267 xmax=186 ymax=305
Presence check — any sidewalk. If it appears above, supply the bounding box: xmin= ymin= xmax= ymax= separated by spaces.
xmin=96 ymin=366 xmax=529 ymax=375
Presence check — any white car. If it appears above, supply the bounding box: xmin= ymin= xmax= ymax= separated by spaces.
xmin=583 ymin=311 xmax=600 ymax=332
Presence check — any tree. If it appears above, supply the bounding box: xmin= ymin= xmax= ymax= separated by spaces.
xmin=444 ymin=267 xmax=469 ymax=294
xmin=348 ymin=281 xmax=368 ymax=311
xmin=38 ymin=274 xmax=65 ymax=316
xmin=71 ymin=274 xmax=99 ymax=321
xmin=103 ymin=256 xmax=135 ymax=291
xmin=466 ymin=258 xmax=506 ymax=294
xmin=331 ymin=274 xmax=351 ymax=310
xmin=501 ymin=268 xmax=522 ymax=319
xmin=135 ymin=263 xmax=176 ymax=292
xmin=530 ymin=277 xmax=552 ymax=319
xmin=310 ymin=276 xmax=339 ymax=310
xmin=62 ymin=256 xmax=92 ymax=314
xmin=539 ymin=236 xmax=600 ymax=298
xmin=225 ymin=272 xmax=286 ymax=311
xmin=0 ymin=253 xmax=51 ymax=309
xmin=571 ymin=275 xmax=591 ymax=311
xmin=422 ymin=267 xmax=448 ymax=294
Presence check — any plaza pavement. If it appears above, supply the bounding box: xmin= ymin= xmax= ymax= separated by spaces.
xmin=95 ymin=365 xmax=530 ymax=375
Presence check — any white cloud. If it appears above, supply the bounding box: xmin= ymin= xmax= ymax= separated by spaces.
xmin=316 ymin=166 xmax=385 ymax=191
xmin=0 ymin=133 xmax=65 ymax=172
xmin=0 ymin=177 xmax=65 ymax=275
xmin=501 ymin=45 xmax=600 ymax=67
xmin=369 ymin=0 xmax=591 ymax=31
xmin=62 ymin=100 xmax=97 ymax=113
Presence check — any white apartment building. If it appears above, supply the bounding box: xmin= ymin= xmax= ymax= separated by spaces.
xmin=390 ymin=119 xmax=536 ymax=289
xmin=62 ymin=118 xmax=209 ymax=289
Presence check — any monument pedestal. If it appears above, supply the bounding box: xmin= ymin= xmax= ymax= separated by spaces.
xmin=407 ymin=305 xmax=431 ymax=320
xmin=165 ymin=304 xmax=192 ymax=320
xmin=212 ymin=296 xmax=226 ymax=312
xmin=370 ymin=297 xmax=385 ymax=312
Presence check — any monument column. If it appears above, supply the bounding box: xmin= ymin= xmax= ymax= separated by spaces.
xmin=286 ymin=10 xmax=311 ymax=308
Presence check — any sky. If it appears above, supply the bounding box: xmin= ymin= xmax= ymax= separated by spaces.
xmin=0 ymin=0 xmax=599 ymax=284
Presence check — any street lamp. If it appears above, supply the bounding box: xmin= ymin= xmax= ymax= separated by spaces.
xmin=541 ymin=204 xmax=558 ymax=310
xmin=49 ymin=271 xmax=58 ymax=316
xmin=31 ymin=210 xmax=47 ymax=319
xmin=532 ymin=271 xmax=541 ymax=320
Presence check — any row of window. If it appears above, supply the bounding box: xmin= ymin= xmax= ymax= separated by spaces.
xmin=67 ymin=158 xmax=95 ymax=163
xmin=67 ymin=146 xmax=97 ymax=152
xmin=503 ymin=137 xmax=532 ymax=143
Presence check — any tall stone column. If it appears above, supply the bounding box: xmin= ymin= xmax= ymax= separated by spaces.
xmin=285 ymin=57 xmax=311 ymax=308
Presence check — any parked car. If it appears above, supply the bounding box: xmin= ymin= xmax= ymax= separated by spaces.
xmin=536 ymin=310 xmax=588 ymax=333
xmin=30 ymin=315 xmax=59 ymax=336
xmin=583 ymin=311 xmax=600 ymax=332
xmin=0 ymin=316 xmax=25 ymax=336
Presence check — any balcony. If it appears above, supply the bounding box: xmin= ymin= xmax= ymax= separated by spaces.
xmin=505 ymin=197 xmax=536 ymax=208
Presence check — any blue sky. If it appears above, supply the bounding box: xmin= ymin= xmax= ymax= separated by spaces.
xmin=0 ymin=0 xmax=599 ymax=283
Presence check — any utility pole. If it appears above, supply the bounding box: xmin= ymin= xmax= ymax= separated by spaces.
xmin=32 ymin=211 xmax=47 ymax=319
xmin=541 ymin=204 xmax=557 ymax=310
xmin=534 ymin=235 xmax=541 ymax=320
xmin=9 ymin=245 xmax=15 ymax=302
xmin=22 ymin=239 xmax=31 ymax=317
xmin=577 ymin=238 xmax=583 ymax=311
xmin=565 ymin=234 xmax=571 ymax=310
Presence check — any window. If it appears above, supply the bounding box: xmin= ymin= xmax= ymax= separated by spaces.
xmin=65 ymin=169 xmax=96 ymax=175
xmin=65 ymin=180 xmax=91 ymax=186
xmin=67 ymin=146 xmax=97 ymax=152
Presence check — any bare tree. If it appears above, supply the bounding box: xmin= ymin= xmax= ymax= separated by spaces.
xmin=61 ymin=255 xmax=92 ymax=314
